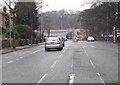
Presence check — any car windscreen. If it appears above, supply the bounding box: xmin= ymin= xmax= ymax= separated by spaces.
xmin=47 ymin=37 xmax=59 ymax=41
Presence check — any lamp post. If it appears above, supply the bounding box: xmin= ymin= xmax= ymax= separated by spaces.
xmin=113 ymin=27 xmax=116 ymax=43
xmin=34 ymin=30 xmax=37 ymax=44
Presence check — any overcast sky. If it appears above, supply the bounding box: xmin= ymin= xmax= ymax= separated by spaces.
xmin=41 ymin=0 xmax=92 ymax=12
xmin=0 ymin=0 xmax=92 ymax=12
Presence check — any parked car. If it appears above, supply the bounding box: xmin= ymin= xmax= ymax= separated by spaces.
xmin=87 ymin=36 xmax=95 ymax=42
xmin=45 ymin=37 xmax=63 ymax=51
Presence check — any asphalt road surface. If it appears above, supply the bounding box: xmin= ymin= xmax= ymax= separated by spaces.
xmin=1 ymin=40 xmax=118 ymax=84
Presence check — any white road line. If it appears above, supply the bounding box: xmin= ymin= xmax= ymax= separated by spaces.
xmin=81 ymin=42 xmax=105 ymax=84
xmin=84 ymin=49 xmax=90 ymax=58
xmin=81 ymin=42 xmax=96 ymax=69
xmin=30 ymin=53 xmax=33 ymax=55
xmin=37 ymin=73 xmax=47 ymax=84
xmin=50 ymin=60 xmax=58 ymax=69
xmin=58 ymin=48 xmax=66 ymax=58
xmin=90 ymin=60 xmax=95 ymax=68
xmin=81 ymin=43 xmax=91 ymax=61
xmin=97 ymin=73 xmax=105 ymax=83
xmin=31 ymin=49 xmax=44 ymax=54
xmin=5 ymin=56 xmax=12 ymax=58
xmin=7 ymin=60 xmax=13 ymax=63
xmin=91 ymin=45 xmax=95 ymax=48
xmin=33 ymin=51 xmax=38 ymax=54
xmin=69 ymin=74 xmax=75 ymax=84
xmin=59 ymin=54 xmax=63 ymax=58
xmin=20 ymin=57 xmax=23 ymax=59
xmin=71 ymin=57 xmax=73 ymax=68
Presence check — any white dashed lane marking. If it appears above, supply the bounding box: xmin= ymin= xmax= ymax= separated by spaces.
xmin=36 ymin=73 xmax=47 ymax=84
xmin=7 ymin=60 xmax=13 ymax=63
xmin=50 ymin=60 xmax=58 ymax=69
xmin=90 ymin=60 xmax=95 ymax=68
xmin=20 ymin=57 xmax=23 ymax=59
xmin=90 ymin=45 xmax=95 ymax=48
xmin=59 ymin=54 xmax=63 ymax=58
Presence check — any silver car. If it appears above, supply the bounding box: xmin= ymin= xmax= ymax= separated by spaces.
xmin=45 ymin=37 xmax=63 ymax=51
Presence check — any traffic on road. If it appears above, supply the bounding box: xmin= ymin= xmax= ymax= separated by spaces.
xmin=0 ymin=0 xmax=119 ymax=85
xmin=1 ymin=40 xmax=118 ymax=84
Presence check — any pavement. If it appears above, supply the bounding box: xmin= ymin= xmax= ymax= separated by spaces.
xmin=0 ymin=43 xmax=45 ymax=54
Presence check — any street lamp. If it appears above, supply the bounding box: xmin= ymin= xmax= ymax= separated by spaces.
xmin=34 ymin=30 xmax=37 ymax=44
xmin=113 ymin=27 xmax=116 ymax=43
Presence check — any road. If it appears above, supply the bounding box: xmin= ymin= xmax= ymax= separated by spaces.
xmin=1 ymin=40 xmax=118 ymax=84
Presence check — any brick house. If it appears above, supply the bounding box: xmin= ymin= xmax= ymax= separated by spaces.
xmin=0 ymin=12 xmax=7 ymax=34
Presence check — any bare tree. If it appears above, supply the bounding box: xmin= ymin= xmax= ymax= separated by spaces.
xmin=3 ymin=0 xmax=17 ymax=49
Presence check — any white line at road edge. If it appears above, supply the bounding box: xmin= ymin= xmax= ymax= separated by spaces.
xmin=20 ymin=57 xmax=23 ymax=59
xmin=90 ymin=45 xmax=95 ymax=48
xmin=50 ymin=60 xmax=58 ymax=69
xmin=37 ymin=73 xmax=47 ymax=84
xmin=90 ymin=60 xmax=95 ymax=68
xmin=97 ymin=73 xmax=105 ymax=84
xmin=7 ymin=60 xmax=13 ymax=63
xmin=5 ymin=56 xmax=12 ymax=58
xmin=80 ymin=42 xmax=105 ymax=84
xmin=59 ymin=54 xmax=63 ymax=58
xmin=80 ymin=42 xmax=96 ymax=69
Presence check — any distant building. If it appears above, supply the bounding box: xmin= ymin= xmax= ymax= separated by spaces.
xmin=72 ymin=29 xmax=81 ymax=41
xmin=0 ymin=6 xmax=8 ymax=34
xmin=0 ymin=12 xmax=6 ymax=34
xmin=0 ymin=12 xmax=2 ymax=29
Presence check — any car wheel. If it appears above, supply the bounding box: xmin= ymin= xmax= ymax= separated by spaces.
xmin=45 ymin=48 xmax=48 ymax=51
